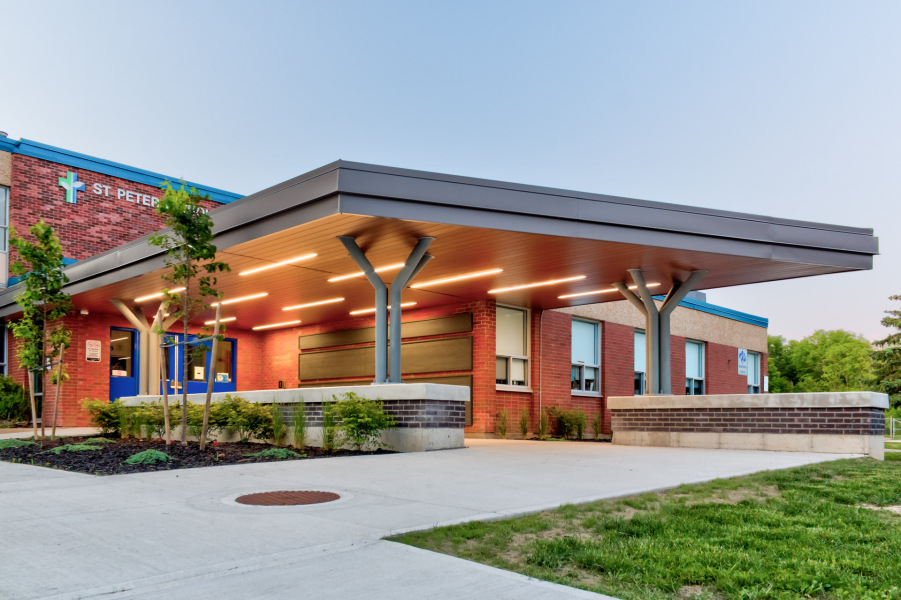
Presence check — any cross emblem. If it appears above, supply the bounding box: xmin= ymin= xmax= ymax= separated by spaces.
xmin=58 ymin=171 xmax=85 ymax=204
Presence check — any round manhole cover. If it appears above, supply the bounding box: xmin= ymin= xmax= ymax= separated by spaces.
xmin=235 ymin=490 xmax=341 ymax=506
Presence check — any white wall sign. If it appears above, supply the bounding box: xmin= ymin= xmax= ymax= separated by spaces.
xmin=737 ymin=348 xmax=748 ymax=376
xmin=86 ymin=340 xmax=101 ymax=362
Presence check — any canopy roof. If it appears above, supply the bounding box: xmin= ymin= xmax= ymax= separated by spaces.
xmin=0 ymin=161 xmax=879 ymax=328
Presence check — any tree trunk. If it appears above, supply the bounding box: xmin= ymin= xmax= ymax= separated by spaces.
xmin=26 ymin=369 xmax=37 ymax=440
xmin=181 ymin=293 xmax=189 ymax=445
xmin=200 ymin=304 xmax=222 ymax=451
xmin=39 ymin=317 xmax=46 ymax=441
xmin=51 ymin=348 xmax=64 ymax=441
xmin=156 ymin=306 xmax=172 ymax=447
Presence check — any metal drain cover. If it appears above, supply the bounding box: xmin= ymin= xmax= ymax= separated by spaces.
xmin=236 ymin=490 xmax=340 ymax=506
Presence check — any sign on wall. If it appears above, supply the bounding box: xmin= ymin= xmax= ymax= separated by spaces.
xmin=86 ymin=340 xmax=101 ymax=362
xmin=737 ymin=348 xmax=748 ymax=376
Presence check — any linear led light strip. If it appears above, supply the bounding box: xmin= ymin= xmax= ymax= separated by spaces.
xmin=488 ymin=275 xmax=586 ymax=294
xmin=134 ymin=287 xmax=186 ymax=303
xmin=558 ymin=282 xmax=660 ymax=299
xmin=239 ymin=253 xmax=317 ymax=276
xmin=409 ymin=268 xmax=503 ymax=289
xmin=204 ymin=317 xmax=237 ymax=325
xmin=252 ymin=320 xmax=301 ymax=331
xmin=211 ymin=292 xmax=269 ymax=306
xmin=349 ymin=302 xmax=416 ymax=316
xmin=328 ymin=263 xmax=405 ymax=283
xmin=282 ymin=297 xmax=344 ymax=311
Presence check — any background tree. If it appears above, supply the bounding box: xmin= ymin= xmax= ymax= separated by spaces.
xmin=149 ymin=184 xmax=229 ymax=445
xmin=8 ymin=221 xmax=73 ymax=440
xmin=873 ymin=295 xmax=901 ymax=408
xmin=766 ymin=329 xmax=873 ymax=393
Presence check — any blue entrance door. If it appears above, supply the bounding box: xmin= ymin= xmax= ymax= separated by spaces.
xmin=109 ymin=327 xmax=139 ymax=401
xmin=160 ymin=333 xmax=237 ymax=395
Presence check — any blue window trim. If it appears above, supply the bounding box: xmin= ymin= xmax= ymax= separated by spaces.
xmin=653 ymin=295 xmax=768 ymax=328
xmin=0 ymin=137 xmax=243 ymax=205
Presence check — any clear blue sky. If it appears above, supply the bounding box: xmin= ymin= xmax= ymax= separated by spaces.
xmin=3 ymin=0 xmax=899 ymax=341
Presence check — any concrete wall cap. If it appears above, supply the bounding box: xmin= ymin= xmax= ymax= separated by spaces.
xmin=608 ymin=391 xmax=889 ymax=410
xmin=119 ymin=383 xmax=471 ymax=407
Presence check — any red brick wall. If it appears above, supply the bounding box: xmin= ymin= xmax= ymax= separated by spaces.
xmin=670 ymin=335 xmax=687 ymax=395
xmin=601 ymin=322 xmax=635 ymax=433
xmin=9 ymin=154 xmax=220 ymax=265
xmin=705 ymin=341 xmax=750 ymax=394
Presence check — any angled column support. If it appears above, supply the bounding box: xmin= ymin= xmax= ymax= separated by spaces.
xmin=613 ymin=269 xmax=706 ymax=395
xmin=338 ymin=236 xmax=389 ymax=383
xmin=389 ymin=237 xmax=434 ymax=382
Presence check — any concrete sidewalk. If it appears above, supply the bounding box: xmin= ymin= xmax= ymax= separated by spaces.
xmin=0 ymin=427 xmax=100 ymax=440
xmin=0 ymin=439 xmax=862 ymax=599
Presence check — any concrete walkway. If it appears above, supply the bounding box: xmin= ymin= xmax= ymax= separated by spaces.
xmin=0 ymin=439 xmax=862 ymax=599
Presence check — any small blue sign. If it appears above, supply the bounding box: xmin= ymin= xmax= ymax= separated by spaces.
xmin=737 ymin=348 xmax=748 ymax=376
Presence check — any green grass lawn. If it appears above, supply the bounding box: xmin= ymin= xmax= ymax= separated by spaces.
xmin=885 ymin=442 xmax=901 ymax=451
xmin=393 ymin=455 xmax=901 ymax=600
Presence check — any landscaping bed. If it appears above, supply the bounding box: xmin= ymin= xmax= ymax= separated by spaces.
xmin=0 ymin=436 xmax=392 ymax=476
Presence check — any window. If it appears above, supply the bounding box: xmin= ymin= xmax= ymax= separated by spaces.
xmin=0 ymin=324 xmax=6 ymax=376
xmin=496 ymin=306 xmax=528 ymax=387
xmin=747 ymin=351 xmax=761 ymax=394
xmin=571 ymin=319 xmax=600 ymax=393
xmin=110 ymin=330 xmax=134 ymax=377
xmin=214 ymin=340 xmax=235 ymax=383
xmin=0 ymin=186 xmax=8 ymax=282
xmin=634 ymin=330 xmax=646 ymax=395
xmin=685 ymin=340 xmax=704 ymax=395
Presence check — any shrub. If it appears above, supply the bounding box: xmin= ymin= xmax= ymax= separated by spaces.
xmin=44 ymin=444 xmax=101 ymax=455
xmin=244 ymin=448 xmax=303 ymax=460
xmin=321 ymin=402 xmax=339 ymax=452
xmin=84 ymin=437 xmax=116 ymax=444
xmin=270 ymin=405 xmax=287 ymax=445
xmin=83 ymin=399 xmax=120 ymax=436
xmin=519 ymin=408 xmax=530 ymax=439
xmin=219 ymin=394 xmax=273 ymax=442
xmin=291 ymin=402 xmax=307 ymax=450
xmin=496 ymin=408 xmax=508 ymax=439
xmin=548 ymin=406 xmax=587 ymax=440
xmin=538 ymin=410 xmax=549 ymax=440
xmin=0 ymin=375 xmax=28 ymax=422
xmin=330 ymin=392 xmax=396 ymax=451
xmin=590 ymin=411 xmax=602 ymax=441
xmin=125 ymin=449 xmax=172 ymax=464
xmin=0 ymin=438 xmax=37 ymax=450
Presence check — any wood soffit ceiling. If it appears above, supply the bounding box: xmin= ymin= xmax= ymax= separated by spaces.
xmin=69 ymin=212 xmax=850 ymax=330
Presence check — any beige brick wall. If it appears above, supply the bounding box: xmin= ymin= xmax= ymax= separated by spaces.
xmin=0 ymin=151 xmax=11 ymax=187
xmin=556 ymin=298 xmax=767 ymax=353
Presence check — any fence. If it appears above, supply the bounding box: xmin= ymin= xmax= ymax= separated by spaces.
xmin=887 ymin=417 xmax=899 ymax=439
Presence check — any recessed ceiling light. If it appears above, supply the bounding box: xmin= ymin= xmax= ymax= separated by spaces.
xmin=252 ymin=320 xmax=302 ymax=331
xmin=282 ymin=297 xmax=345 ymax=311
xmin=211 ymin=292 xmax=269 ymax=306
xmin=239 ymin=253 xmax=317 ymax=276
xmin=328 ymin=263 xmax=406 ymax=283
xmin=204 ymin=317 xmax=237 ymax=325
xmin=410 ymin=268 xmax=503 ymax=289
xmin=558 ymin=282 xmax=660 ymax=299
xmin=488 ymin=276 xmax=586 ymax=294
xmin=134 ymin=287 xmax=186 ymax=303
xmin=349 ymin=301 xmax=417 ymax=316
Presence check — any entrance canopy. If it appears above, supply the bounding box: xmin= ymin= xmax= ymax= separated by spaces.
xmin=0 ymin=160 xmax=879 ymax=327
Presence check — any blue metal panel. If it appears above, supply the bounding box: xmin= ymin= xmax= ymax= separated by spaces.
xmin=109 ymin=327 xmax=139 ymax=402
xmin=653 ymin=295 xmax=768 ymax=328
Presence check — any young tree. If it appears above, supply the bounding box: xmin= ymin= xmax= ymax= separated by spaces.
xmin=8 ymin=221 xmax=73 ymax=441
xmin=149 ymin=184 xmax=229 ymax=446
xmin=768 ymin=329 xmax=874 ymax=393
xmin=873 ymin=295 xmax=901 ymax=408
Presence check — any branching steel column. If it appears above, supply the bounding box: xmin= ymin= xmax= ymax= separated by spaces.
xmin=628 ymin=269 xmax=661 ymax=395
xmin=389 ymin=237 xmax=434 ymax=383
xmin=338 ymin=236 xmax=389 ymax=383
xmin=657 ymin=270 xmax=706 ymax=394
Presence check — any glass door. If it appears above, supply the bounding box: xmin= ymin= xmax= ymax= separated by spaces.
xmin=109 ymin=327 xmax=139 ymax=401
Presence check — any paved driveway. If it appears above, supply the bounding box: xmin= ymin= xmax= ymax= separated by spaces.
xmin=0 ymin=439 xmax=860 ymax=599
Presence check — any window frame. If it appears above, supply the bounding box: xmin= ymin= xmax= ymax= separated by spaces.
xmin=634 ymin=329 xmax=646 ymax=396
xmin=685 ymin=339 xmax=705 ymax=395
xmin=747 ymin=351 xmax=761 ymax=394
xmin=571 ymin=318 xmax=601 ymax=395
xmin=495 ymin=305 xmax=531 ymax=390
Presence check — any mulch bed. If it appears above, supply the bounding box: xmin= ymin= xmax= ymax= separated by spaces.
xmin=0 ymin=436 xmax=393 ymax=476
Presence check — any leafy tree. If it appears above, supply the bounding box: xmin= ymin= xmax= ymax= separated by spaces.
xmin=767 ymin=330 xmax=873 ymax=394
xmin=873 ymin=295 xmax=901 ymax=408
xmin=8 ymin=221 xmax=73 ymax=440
xmin=149 ymin=184 xmax=229 ymax=446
